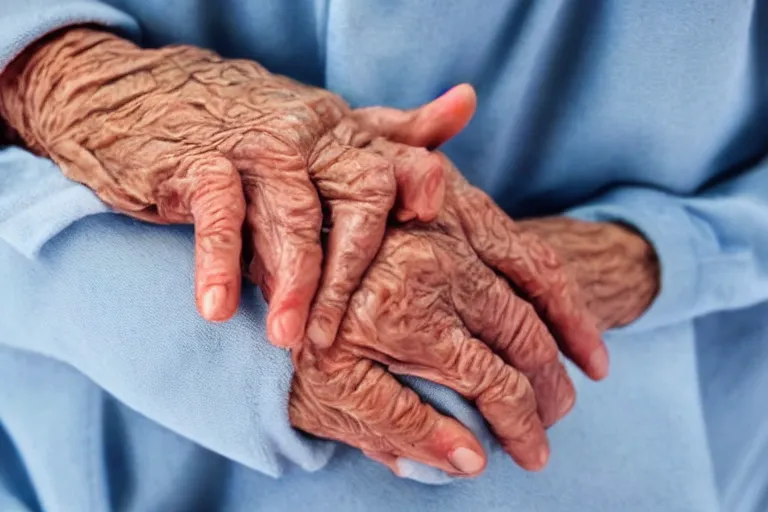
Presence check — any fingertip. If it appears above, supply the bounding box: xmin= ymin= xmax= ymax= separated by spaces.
xmin=267 ymin=306 xmax=306 ymax=348
xmin=306 ymin=318 xmax=335 ymax=349
xmin=444 ymin=83 xmax=477 ymax=113
xmin=411 ymin=84 xmax=478 ymax=149
xmin=395 ymin=208 xmax=417 ymax=222
xmin=506 ymin=439 xmax=550 ymax=472
xmin=198 ymin=283 xmax=239 ymax=322
xmin=434 ymin=84 xmax=477 ymax=126
xmin=587 ymin=344 xmax=610 ymax=381
xmin=535 ymin=444 xmax=551 ymax=472
xmin=427 ymin=418 xmax=487 ymax=476
xmin=447 ymin=447 xmax=486 ymax=476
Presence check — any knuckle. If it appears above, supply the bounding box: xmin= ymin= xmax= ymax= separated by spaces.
xmin=479 ymin=365 xmax=534 ymax=409
xmin=320 ymin=277 xmax=356 ymax=305
xmin=234 ymin=131 xmax=303 ymax=168
xmin=353 ymin=153 xmax=397 ymax=197
xmin=521 ymin=232 xmax=566 ymax=278
xmin=200 ymin=214 xmax=242 ymax=243
xmin=453 ymin=341 xmax=493 ymax=389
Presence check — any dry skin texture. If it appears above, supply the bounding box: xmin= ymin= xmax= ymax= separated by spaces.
xmin=0 ymin=28 xmax=659 ymax=476
xmin=289 ymin=155 xmax=658 ymax=475
xmin=0 ymin=27 xmax=449 ymax=349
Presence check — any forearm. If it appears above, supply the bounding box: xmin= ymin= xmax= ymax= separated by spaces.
xmin=0 ymin=160 xmax=330 ymax=476
xmin=0 ymin=226 xmax=332 ymax=476
xmin=0 ymin=1 xmax=139 ymax=145
xmin=0 ymin=27 xmax=185 ymax=155
xmin=564 ymin=160 xmax=768 ymax=331
xmin=518 ymin=218 xmax=659 ymax=330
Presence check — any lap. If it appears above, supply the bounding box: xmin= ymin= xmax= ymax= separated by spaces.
xmin=0 ymin=151 xmax=723 ymax=511
xmin=697 ymin=303 xmax=768 ymax=512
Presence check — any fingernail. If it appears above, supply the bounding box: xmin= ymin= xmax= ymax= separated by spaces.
xmin=274 ymin=309 xmax=303 ymax=347
xmin=306 ymin=319 xmax=332 ymax=348
xmin=538 ymin=444 xmax=550 ymax=469
xmin=396 ymin=208 xmax=417 ymax=222
xmin=448 ymin=447 xmax=485 ymax=474
xmin=202 ymin=285 xmax=226 ymax=321
xmin=588 ymin=346 xmax=610 ymax=380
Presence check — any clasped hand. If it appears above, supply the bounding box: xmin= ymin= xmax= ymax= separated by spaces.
xmin=0 ymin=27 xmax=613 ymax=478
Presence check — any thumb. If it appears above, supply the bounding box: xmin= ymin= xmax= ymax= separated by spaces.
xmin=354 ymin=84 xmax=477 ymax=149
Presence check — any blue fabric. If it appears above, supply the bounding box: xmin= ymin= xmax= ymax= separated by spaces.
xmin=1 ymin=0 xmax=767 ymax=510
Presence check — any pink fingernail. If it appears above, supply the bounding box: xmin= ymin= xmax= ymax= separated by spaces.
xmin=274 ymin=309 xmax=303 ymax=347
xmin=202 ymin=285 xmax=226 ymax=321
xmin=306 ymin=320 xmax=332 ymax=348
xmin=448 ymin=447 xmax=485 ymax=474
xmin=538 ymin=444 xmax=550 ymax=468
xmin=588 ymin=346 xmax=610 ymax=380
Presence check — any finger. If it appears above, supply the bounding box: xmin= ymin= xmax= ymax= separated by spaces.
xmin=353 ymin=84 xmax=477 ymax=149
xmin=290 ymin=349 xmax=487 ymax=477
xmin=304 ymin=139 xmax=396 ymax=348
xmin=181 ymin=156 xmax=246 ymax=322
xmin=363 ymin=137 xmax=445 ymax=223
xmin=458 ymin=187 xmax=608 ymax=380
xmin=387 ymin=325 xmax=550 ymax=471
xmin=527 ymin=360 xmax=576 ymax=428
xmin=453 ymin=259 xmax=576 ymax=426
xmin=235 ymin=134 xmax=324 ymax=348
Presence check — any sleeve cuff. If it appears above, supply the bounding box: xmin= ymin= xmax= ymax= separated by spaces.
xmin=567 ymin=187 xmax=710 ymax=333
xmin=0 ymin=0 xmax=140 ymax=71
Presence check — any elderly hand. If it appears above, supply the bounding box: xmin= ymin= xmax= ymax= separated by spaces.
xmin=0 ymin=27 xmax=475 ymax=349
xmin=517 ymin=217 xmax=660 ymax=330
xmin=289 ymin=151 xmax=608 ymax=476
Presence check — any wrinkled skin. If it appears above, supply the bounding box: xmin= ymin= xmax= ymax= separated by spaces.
xmin=517 ymin=217 xmax=660 ymax=331
xmin=0 ymin=27 xmax=476 ymax=348
xmin=289 ymin=151 xmax=612 ymax=475
xmin=0 ymin=27 xmax=663 ymax=479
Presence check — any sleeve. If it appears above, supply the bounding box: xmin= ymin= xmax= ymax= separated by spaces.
xmin=0 ymin=2 xmax=337 ymax=480
xmin=0 ymin=151 xmax=335 ymax=479
xmin=0 ymin=1 xmax=488 ymax=485
xmin=568 ymin=158 xmax=768 ymax=333
xmin=0 ymin=0 xmax=338 ymax=483
xmin=0 ymin=0 xmax=140 ymax=72
xmin=0 ymin=148 xmax=491 ymax=485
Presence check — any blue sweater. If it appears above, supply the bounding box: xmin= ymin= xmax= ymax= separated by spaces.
xmin=1 ymin=1 xmax=767 ymax=511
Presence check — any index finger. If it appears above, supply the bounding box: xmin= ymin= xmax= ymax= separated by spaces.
xmin=304 ymin=137 xmax=396 ymax=348
xmin=456 ymin=184 xmax=608 ymax=380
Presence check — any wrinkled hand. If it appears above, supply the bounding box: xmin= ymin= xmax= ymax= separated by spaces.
xmin=0 ymin=27 xmax=475 ymax=348
xmin=289 ymin=152 xmax=608 ymax=476
xmin=518 ymin=218 xmax=660 ymax=330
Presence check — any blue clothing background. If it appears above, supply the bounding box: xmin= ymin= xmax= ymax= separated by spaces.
xmin=1 ymin=0 xmax=767 ymax=511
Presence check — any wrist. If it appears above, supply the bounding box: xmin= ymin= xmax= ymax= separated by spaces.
xmin=518 ymin=217 xmax=659 ymax=330
xmin=0 ymin=27 xmax=132 ymax=154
